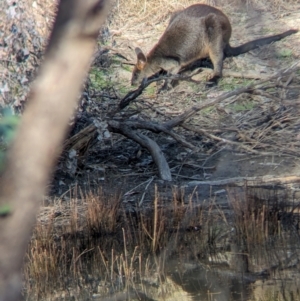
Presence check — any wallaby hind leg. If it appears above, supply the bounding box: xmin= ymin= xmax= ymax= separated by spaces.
xmin=205 ymin=13 xmax=225 ymax=86
xmin=207 ymin=47 xmax=223 ymax=86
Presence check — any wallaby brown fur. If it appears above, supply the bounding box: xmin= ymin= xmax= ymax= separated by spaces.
xmin=131 ymin=4 xmax=297 ymax=86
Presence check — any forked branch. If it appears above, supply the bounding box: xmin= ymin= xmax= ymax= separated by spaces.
xmin=108 ymin=120 xmax=172 ymax=181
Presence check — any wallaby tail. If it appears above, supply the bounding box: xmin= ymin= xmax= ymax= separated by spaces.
xmin=224 ymin=29 xmax=298 ymax=57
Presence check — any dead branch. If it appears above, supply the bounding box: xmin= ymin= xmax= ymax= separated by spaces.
xmin=118 ymin=75 xmax=163 ymax=110
xmin=192 ymin=70 xmax=271 ymax=82
xmin=183 ymin=124 xmax=273 ymax=155
xmin=118 ymin=73 xmax=205 ymax=111
xmin=117 ymin=74 xmax=191 ymax=111
xmin=0 ymin=1 xmax=111 ymax=300
xmin=117 ymin=72 xmax=199 ymax=111
xmin=163 ymin=61 xmax=300 ymax=130
xmin=62 ymin=117 xmax=197 ymax=180
xmin=251 ymin=89 xmax=282 ymax=102
xmin=63 ymin=124 xmax=98 ymax=154
xmin=108 ymin=120 xmax=172 ymax=181
xmin=118 ymin=58 xmax=216 ymax=110
xmin=164 ymin=86 xmax=252 ymax=129
xmin=223 ymin=70 xmax=271 ymax=80
xmin=116 ymin=119 xmax=199 ymax=151
xmin=117 ymin=60 xmax=299 ymax=113
xmin=187 ymin=175 xmax=300 ymax=187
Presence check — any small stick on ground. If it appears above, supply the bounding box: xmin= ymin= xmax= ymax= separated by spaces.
xmin=187 ymin=175 xmax=300 ymax=187
xmin=183 ymin=124 xmax=273 ymax=155
xmin=222 ymin=70 xmax=271 ymax=80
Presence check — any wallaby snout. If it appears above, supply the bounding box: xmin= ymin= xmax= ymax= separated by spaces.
xmin=131 ymin=4 xmax=297 ymax=87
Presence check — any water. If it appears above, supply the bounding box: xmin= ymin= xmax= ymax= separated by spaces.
xmin=24 ymin=186 xmax=300 ymax=301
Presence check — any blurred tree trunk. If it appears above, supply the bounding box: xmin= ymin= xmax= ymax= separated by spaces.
xmin=0 ymin=0 xmax=111 ymax=300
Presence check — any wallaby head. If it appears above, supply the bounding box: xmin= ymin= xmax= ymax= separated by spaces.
xmin=131 ymin=4 xmax=297 ymax=86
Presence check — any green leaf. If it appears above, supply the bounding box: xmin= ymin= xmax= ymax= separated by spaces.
xmin=0 ymin=204 xmax=11 ymax=217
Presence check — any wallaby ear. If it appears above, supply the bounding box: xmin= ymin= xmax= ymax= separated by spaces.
xmin=135 ymin=47 xmax=147 ymax=70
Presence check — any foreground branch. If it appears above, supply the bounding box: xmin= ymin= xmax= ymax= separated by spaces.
xmin=0 ymin=1 xmax=111 ymax=300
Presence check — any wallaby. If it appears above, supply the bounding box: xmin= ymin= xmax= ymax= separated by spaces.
xmin=131 ymin=4 xmax=297 ymax=86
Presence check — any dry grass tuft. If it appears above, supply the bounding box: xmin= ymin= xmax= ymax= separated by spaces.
xmin=23 ymin=184 xmax=300 ymax=299
xmin=23 ymin=186 xmax=222 ymax=299
xmin=86 ymin=191 xmax=121 ymax=235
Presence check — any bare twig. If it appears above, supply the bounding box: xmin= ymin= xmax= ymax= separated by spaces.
xmin=187 ymin=175 xmax=300 ymax=187
xmin=139 ymin=176 xmax=154 ymax=206
xmin=183 ymin=124 xmax=274 ymax=155
xmin=222 ymin=70 xmax=271 ymax=80
xmin=118 ymin=75 xmax=163 ymax=110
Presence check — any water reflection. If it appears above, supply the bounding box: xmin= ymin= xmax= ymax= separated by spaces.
xmin=24 ymin=186 xmax=300 ymax=301
xmin=166 ymin=261 xmax=252 ymax=301
xmin=93 ymin=258 xmax=300 ymax=301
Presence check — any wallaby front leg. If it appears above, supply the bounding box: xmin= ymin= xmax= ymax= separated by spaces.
xmin=159 ymin=62 xmax=181 ymax=91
